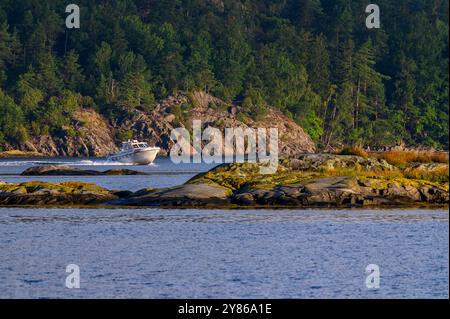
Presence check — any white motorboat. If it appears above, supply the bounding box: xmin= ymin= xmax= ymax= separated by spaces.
xmin=107 ymin=140 xmax=160 ymax=165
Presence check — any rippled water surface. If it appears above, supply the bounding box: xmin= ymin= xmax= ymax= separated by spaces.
xmin=0 ymin=158 xmax=448 ymax=298
xmin=0 ymin=208 xmax=448 ymax=298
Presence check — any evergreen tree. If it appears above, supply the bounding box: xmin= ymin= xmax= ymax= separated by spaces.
xmin=0 ymin=0 xmax=447 ymax=149
xmin=60 ymin=50 xmax=85 ymax=92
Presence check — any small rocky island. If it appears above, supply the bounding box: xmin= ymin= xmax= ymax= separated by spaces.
xmin=0 ymin=154 xmax=448 ymax=208
xmin=20 ymin=165 xmax=148 ymax=176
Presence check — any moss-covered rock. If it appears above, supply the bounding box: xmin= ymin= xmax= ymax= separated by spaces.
xmin=230 ymin=175 xmax=448 ymax=207
xmin=0 ymin=181 xmax=117 ymax=205
xmin=1 ymin=154 xmax=448 ymax=208
xmin=181 ymin=155 xmax=448 ymax=207
xmin=282 ymin=154 xmax=396 ymax=172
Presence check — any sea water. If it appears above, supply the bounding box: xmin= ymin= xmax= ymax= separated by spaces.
xmin=0 ymin=158 xmax=448 ymax=298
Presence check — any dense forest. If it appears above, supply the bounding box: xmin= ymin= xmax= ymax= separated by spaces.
xmin=0 ymin=0 xmax=448 ymax=150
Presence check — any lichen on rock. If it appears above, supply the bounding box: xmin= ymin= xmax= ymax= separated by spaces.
xmin=1 ymin=154 xmax=448 ymax=208
xmin=0 ymin=181 xmax=117 ymax=205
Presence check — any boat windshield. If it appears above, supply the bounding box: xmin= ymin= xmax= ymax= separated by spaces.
xmin=122 ymin=142 xmax=149 ymax=150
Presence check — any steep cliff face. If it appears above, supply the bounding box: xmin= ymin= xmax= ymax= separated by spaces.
xmin=18 ymin=109 xmax=117 ymax=157
xmin=10 ymin=92 xmax=316 ymax=157
xmin=115 ymin=91 xmax=316 ymax=157
xmin=186 ymin=91 xmax=316 ymax=156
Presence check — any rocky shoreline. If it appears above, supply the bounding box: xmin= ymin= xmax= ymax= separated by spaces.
xmin=0 ymin=150 xmax=45 ymax=158
xmin=1 ymin=154 xmax=448 ymax=208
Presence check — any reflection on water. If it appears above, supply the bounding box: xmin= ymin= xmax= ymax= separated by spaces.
xmin=0 ymin=207 xmax=448 ymax=299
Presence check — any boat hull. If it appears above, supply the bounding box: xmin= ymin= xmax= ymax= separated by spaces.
xmin=107 ymin=148 xmax=160 ymax=165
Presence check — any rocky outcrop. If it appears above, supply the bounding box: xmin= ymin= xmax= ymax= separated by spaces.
xmin=116 ymin=155 xmax=449 ymax=208
xmin=109 ymin=92 xmax=315 ymax=157
xmin=2 ymin=155 xmax=448 ymax=208
xmin=114 ymin=183 xmax=231 ymax=207
xmin=5 ymin=91 xmax=315 ymax=158
xmin=186 ymin=91 xmax=316 ymax=156
xmin=231 ymin=176 xmax=448 ymax=207
xmin=17 ymin=109 xmax=118 ymax=157
xmin=0 ymin=181 xmax=118 ymax=205
xmin=21 ymin=165 xmax=147 ymax=176
xmin=282 ymin=154 xmax=396 ymax=171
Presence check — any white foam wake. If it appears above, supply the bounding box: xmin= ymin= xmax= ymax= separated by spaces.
xmin=0 ymin=159 xmax=157 ymax=167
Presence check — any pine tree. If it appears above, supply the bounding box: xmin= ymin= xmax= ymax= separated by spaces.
xmin=0 ymin=0 xmax=447 ymax=149
xmin=60 ymin=51 xmax=85 ymax=92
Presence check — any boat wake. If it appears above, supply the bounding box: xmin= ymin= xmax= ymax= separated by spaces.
xmin=68 ymin=160 xmax=138 ymax=166
xmin=0 ymin=159 xmax=157 ymax=167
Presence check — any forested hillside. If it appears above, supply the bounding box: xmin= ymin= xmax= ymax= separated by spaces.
xmin=0 ymin=0 xmax=448 ymax=151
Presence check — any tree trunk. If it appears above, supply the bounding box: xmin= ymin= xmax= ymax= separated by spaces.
xmin=325 ymin=101 xmax=338 ymax=147
xmin=374 ymin=95 xmax=379 ymax=120
xmin=64 ymin=30 xmax=69 ymax=55
xmin=355 ymin=77 xmax=361 ymax=129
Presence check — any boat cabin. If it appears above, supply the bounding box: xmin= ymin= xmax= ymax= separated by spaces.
xmin=121 ymin=140 xmax=149 ymax=150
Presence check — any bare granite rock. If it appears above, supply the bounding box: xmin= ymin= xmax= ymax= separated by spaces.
xmin=16 ymin=109 xmax=118 ymax=157
xmin=4 ymin=91 xmax=316 ymax=158
xmin=116 ymin=183 xmax=232 ymax=207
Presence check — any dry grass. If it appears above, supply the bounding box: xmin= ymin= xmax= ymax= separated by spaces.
xmin=336 ymin=146 xmax=369 ymax=158
xmin=404 ymin=166 xmax=449 ymax=183
xmin=378 ymin=150 xmax=449 ymax=166
xmin=323 ymin=164 xmax=448 ymax=184
xmin=0 ymin=150 xmax=44 ymax=158
xmin=430 ymin=152 xmax=450 ymax=163
xmin=324 ymin=167 xmax=403 ymax=179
